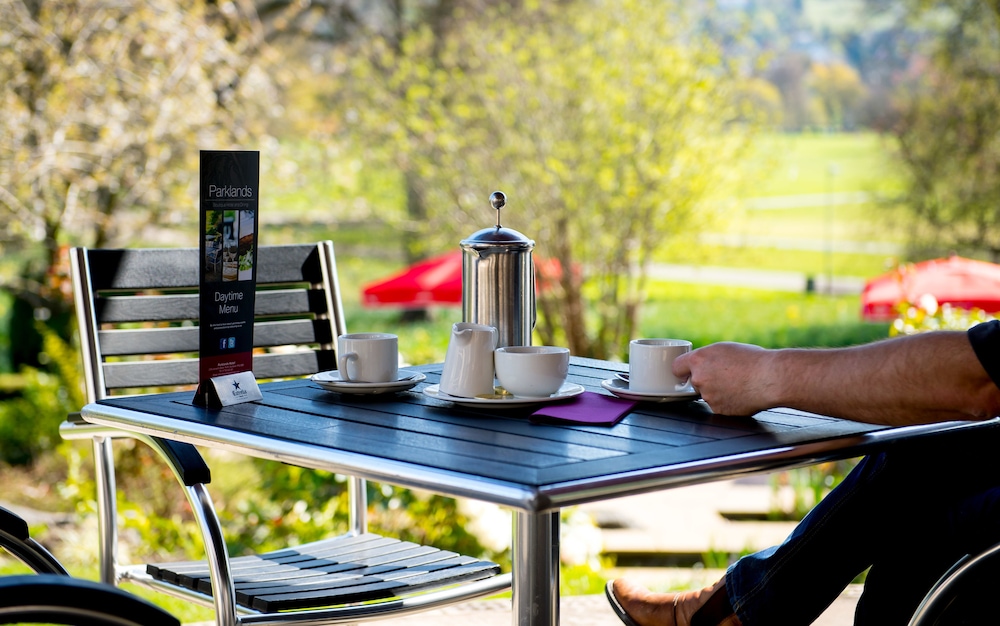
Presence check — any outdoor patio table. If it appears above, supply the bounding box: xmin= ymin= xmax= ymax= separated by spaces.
xmin=77 ymin=357 xmax=990 ymax=626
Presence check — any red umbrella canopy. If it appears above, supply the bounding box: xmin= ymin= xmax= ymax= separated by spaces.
xmin=362 ymin=252 xmax=464 ymax=308
xmin=362 ymin=252 xmax=565 ymax=309
xmin=861 ymin=256 xmax=1000 ymax=321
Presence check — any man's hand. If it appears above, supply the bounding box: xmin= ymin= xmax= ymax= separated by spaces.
xmin=672 ymin=342 xmax=776 ymax=416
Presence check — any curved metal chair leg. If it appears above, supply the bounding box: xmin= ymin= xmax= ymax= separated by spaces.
xmin=140 ymin=435 xmax=237 ymax=626
xmin=909 ymin=542 xmax=1000 ymax=625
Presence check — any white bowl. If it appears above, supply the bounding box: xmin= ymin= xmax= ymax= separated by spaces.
xmin=494 ymin=346 xmax=570 ymax=398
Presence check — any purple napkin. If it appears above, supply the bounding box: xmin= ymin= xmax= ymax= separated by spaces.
xmin=530 ymin=391 xmax=637 ymax=426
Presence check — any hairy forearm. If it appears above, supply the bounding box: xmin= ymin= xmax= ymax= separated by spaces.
xmin=765 ymin=332 xmax=1000 ymax=426
xmin=675 ymin=332 xmax=1000 ymax=425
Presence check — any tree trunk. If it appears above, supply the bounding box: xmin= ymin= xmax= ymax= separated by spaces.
xmin=558 ymin=260 xmax=590 ymax=356
xmin=403 ymin=170 xmax=427 ymax=263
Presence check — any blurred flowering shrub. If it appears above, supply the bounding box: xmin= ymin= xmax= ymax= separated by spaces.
xmin=889 ymin=295 xmax=994 ymax=336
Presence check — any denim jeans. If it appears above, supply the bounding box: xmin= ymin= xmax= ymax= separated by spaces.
xmin=725 ymin=422 xmax=1000 ymax=626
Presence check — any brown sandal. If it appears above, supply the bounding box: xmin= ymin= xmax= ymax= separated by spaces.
xmin=691 ymin=581 xmax=740 ymax=626
xmin=605 ymin=581 xmax=643 ymax=626
xmin=605 ymin=579 xmax=741 ymax=626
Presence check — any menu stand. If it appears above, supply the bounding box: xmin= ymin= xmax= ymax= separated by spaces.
xmin=196 ymin=150 xmax=261 ymax=409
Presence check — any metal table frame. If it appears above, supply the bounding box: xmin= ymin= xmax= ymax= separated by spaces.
xmin=76 ymin=357 xmax=985 ymax=625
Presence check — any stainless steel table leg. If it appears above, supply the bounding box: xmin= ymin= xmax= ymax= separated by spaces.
xmin=513 ymin=510 xmax=560 ymax=626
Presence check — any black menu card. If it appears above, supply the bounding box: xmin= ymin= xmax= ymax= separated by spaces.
xmin=195 ymin=150 xmax=261 ymax=406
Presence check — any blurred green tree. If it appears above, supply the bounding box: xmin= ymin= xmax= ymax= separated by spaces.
xmin=810 ymin=61 xmax=867 ymax=131
xmin=874 ymin=0 xmax=1000 ymax=261
xmin=333 ymin=0 xmax=764 ymax=358
xmin=279 ymin=0 xmax=533 ymax=264
xmin=0 ymin=0 xmax=277 ymax=363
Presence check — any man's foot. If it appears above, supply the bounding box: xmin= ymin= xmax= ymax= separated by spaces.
xmin=605 ymin=578 xmax=741 ymax=626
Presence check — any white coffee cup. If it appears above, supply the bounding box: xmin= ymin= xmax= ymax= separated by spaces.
xmin=495 ymin=346 xmax=570 ymax=398
xmin=337 ymin=333 xmax=398 ymax=383
xmin=628 ymin=338 xmax=692 ymax=394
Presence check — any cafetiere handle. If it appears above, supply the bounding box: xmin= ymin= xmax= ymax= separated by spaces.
xmin=530 ymin=264 xmax=537 ymax=336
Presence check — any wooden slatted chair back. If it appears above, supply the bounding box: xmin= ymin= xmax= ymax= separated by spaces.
xmin=71 ymin=243 xmax=346 ymax=402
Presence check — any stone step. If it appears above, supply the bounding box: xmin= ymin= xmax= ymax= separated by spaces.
xmin=580 ymin=477 xmax=800 ymax=562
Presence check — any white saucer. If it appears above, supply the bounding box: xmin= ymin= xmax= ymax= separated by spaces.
xmin=422 ymin=382 xmax=585 ymax=408
xmin=600 ymin=378 xmax=700 ymax=403
xmin=311 ymin=370 xmax=426 ymax=395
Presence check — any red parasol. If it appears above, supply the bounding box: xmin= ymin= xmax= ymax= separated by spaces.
xmin=861 ymin=255 xmax=1000 ymax=321
xmin=362 ymin=252 xmax=566 ymax=309
xmin=362 ymin=251 xmax=464 ymax=308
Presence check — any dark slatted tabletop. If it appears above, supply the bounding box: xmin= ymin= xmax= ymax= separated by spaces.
xmin=88 ymin=357 xmax=973 ymax=511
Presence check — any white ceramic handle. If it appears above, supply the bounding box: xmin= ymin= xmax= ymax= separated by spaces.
xmin=338 ymin=352 xmax=359 ymax=382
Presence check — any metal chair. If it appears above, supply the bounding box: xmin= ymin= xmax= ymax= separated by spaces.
xmin=0 ymin=505 xmax=179 ymax=626
xmin=59 ymin=242 xmax=508 ymax=625
xmin=908 ymin=541 xmax=999 ymax=625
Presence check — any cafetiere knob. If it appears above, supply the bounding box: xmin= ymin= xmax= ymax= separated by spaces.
xmin=490 ymin=191 xmax=506 ymax=228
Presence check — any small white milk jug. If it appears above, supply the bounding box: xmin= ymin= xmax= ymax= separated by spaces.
xmin=439 ymin=322 xmax=499 ymax=398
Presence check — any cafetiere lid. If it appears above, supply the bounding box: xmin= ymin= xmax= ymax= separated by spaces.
xmin=460 ymin=191 xmax=535 ymax=249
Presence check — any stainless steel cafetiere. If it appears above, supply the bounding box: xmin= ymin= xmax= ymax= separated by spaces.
xmin=460 ymin=191 xmax=536 ymax=347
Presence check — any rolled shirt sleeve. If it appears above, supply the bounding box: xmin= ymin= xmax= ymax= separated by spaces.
xmin=968 ymin=319 xmax=1000 ymax=390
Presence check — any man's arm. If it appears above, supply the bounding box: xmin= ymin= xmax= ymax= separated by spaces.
xmin=672 ymin=331 xmax=1000 ymax=426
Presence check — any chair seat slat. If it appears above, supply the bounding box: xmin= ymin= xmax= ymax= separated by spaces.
xmin=146 ymin=534 xmax=388 ymax=581
xmin=251 ymin=561 xmax=501 ymax=612
xmin=186 ymin=544 xmax=436 ymax=591
xmin=146 ymin=534 xmax=502 ymax=614
xmin=228 ymin=547 xmax=444 ymax=588
xmin=237 ymin=555 xmax=478 ymax=602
